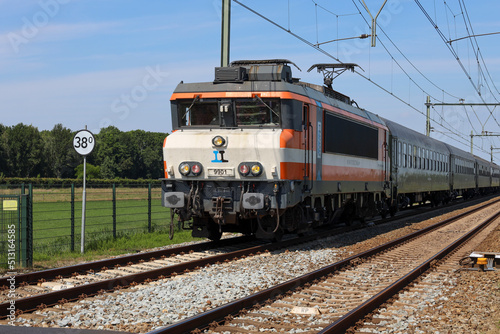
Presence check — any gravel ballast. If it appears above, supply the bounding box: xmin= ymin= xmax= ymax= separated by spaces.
xmin=3 ymin=198 xmax=500 ymax=333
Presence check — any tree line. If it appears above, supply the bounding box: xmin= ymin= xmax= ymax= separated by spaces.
xmin=0 ymin=123 xmax=168 ymax=180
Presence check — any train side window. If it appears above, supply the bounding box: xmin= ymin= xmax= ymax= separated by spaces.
xmin=403 ymin=143 xmax=408 ymax=168
xmin=303 ymin=104 xmax=309 ymax=128
xmin=408 ymin=145 xmax=412 ymax=168
xmin=425 ymin=150 xmax=427 ymax=170
xmin=417 ymin=147 xmax=421 ymax=169
xmin=422 ymin=150 xmax=425 ymax=170
xmin=423 ymin=149 xmax=427 ymax=170
xmin=398 ymin=141 xmax=402 ymax=167
xmin=414 ymin=146 xmax=417 ymax=169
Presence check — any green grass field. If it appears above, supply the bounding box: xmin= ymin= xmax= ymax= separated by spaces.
xmin=33 ymin=198 xmax=168 ymax=252
xmin=0 ymin=185 xmax=202 ymax=271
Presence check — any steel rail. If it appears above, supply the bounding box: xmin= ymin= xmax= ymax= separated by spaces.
xmin=319 ymin=208 xmax=500 ymax=333
xmin=0 ymin=236 xmax=253 ymax=287
xmin=0 ymin=225 xmax=356 ymax=318
xmin=146 ymin=198 xmax=500 ymax=334
xmin=1 ymin=192 xmax=490 ymax=289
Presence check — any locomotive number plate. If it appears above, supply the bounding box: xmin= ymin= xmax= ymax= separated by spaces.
xmin=208 ymin=167 xmax=235 ymax=177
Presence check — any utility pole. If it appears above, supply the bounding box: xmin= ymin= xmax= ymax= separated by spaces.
xmin=426 ymin=96 xmax=431 ymax=136
xmin=470 ymin=131 xmax=500 ymax=154
xmin=425 ymin=96 xmax=500 ymax=153
xmin=221 ymin=0 xmax=231 ymax=67
xmin=361 ymin=0 xmax=387 ymax=47
xmin=491 ymin=146 xmax=500 ymax=162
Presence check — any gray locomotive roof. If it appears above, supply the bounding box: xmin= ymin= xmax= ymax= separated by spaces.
xmin=382 ymin=117 xmax=449 ymax=153
xmin=173 ymin=80 xmax=386 ymax=127
xmin=474 ymin=154 xmax=494 ymax=167
xmin=444 ymin=143 xmax=475 ymax=161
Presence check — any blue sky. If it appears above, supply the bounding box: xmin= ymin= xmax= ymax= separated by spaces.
xmin=1 ymin=0 xmax=500 ymax=160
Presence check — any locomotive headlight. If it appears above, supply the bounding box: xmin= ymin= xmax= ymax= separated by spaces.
xmin=239 ymin=162 xmax=263 ymax=176
xmin=179 ymin=162 xmax=203 ymax=176
xmin=251 ymin=164 xmax=262 ymax=176
xmin=179 ymin=163 xmax=190 ymax=175
xmin=212 ymin=135 xmax=226 ymax=147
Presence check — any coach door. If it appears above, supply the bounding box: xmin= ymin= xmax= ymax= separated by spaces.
xmin=303 ymin=104 xmax=313 ymax=191
xmin=383 ymin=129 xmax=390 ymax=186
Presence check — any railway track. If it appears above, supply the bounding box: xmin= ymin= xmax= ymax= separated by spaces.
xmin=0 ymin=220 xmax=379 ymax=318
xmin=0 ymin=236 xmax=256 ymax=303
xmin=150 ymin=198 xmax=500 ymax=334
xmin=2 ymin=196 xmax=498 ymax=331
xmin=351 ymin=207 xmax=500 ymax=333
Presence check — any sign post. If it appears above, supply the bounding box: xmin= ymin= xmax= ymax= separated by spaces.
xmin=73 ymin=127 xmax=95 ymax=254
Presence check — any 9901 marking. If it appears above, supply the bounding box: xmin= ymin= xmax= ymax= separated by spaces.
xmin=207 ymin=168 xmax=234 ymax=177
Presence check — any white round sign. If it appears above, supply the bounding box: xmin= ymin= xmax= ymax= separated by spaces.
xmin=73 ymin=129 xmax=95 ymax=156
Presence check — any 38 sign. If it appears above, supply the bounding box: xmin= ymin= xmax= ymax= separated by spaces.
xmin=73 ymin=129 xmax=95 ymax=156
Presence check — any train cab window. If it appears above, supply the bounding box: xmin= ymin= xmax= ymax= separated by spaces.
xmin=176 ymin=98 xmax=280 ymax=128
xmin=235 ymin=98 xmax=280 ymax=126
xmin=177 ymin=99 xmax=219 ymax=126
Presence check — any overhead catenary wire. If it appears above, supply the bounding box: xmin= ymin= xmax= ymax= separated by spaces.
xmin=420 ymin=0 xmax=500 ymax=150
xmin=414 ymin=0 xmax=500 ymax=131
xmin=458 ymin=0 xmax=500 ymax=99
xmin=232 ymin=0 xmax=491 ymax=155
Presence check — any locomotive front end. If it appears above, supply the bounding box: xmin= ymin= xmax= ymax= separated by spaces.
xmin=161 ymin=62 xmax=302 ymax=240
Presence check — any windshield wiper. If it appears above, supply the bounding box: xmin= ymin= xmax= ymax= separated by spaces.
xmin=182 ymin=95 xmax=200 ymax=120
xmin=253 ymin=95 xmax=279 ymax=120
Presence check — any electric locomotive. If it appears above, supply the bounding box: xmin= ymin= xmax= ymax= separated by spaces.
xmin=161 ymin=59 xmax=391 ymax=240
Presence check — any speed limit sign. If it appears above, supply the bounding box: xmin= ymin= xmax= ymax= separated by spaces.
xmin=73 ymin=129 xmax=95 ymax=156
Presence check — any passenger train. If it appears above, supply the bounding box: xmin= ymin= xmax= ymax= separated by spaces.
xmin=161 ymin=59 xmax=499 ymax=241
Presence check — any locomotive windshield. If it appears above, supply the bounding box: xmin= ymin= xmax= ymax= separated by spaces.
xmin=176 ymin=98 xmax=280 ymax=128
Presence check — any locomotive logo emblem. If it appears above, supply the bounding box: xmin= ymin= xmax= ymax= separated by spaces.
xmin=211 ymin=150 xmax=228 ymax=163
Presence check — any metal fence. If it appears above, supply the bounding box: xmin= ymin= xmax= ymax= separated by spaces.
xmin=0 ymin=191 xmax=32 ymax=268
xmin=0 ymin=183 xmax=169 ymax=266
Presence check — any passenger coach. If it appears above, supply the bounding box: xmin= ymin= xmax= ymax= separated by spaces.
xmin=161 ymin=59 xmax=499 ymax=240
